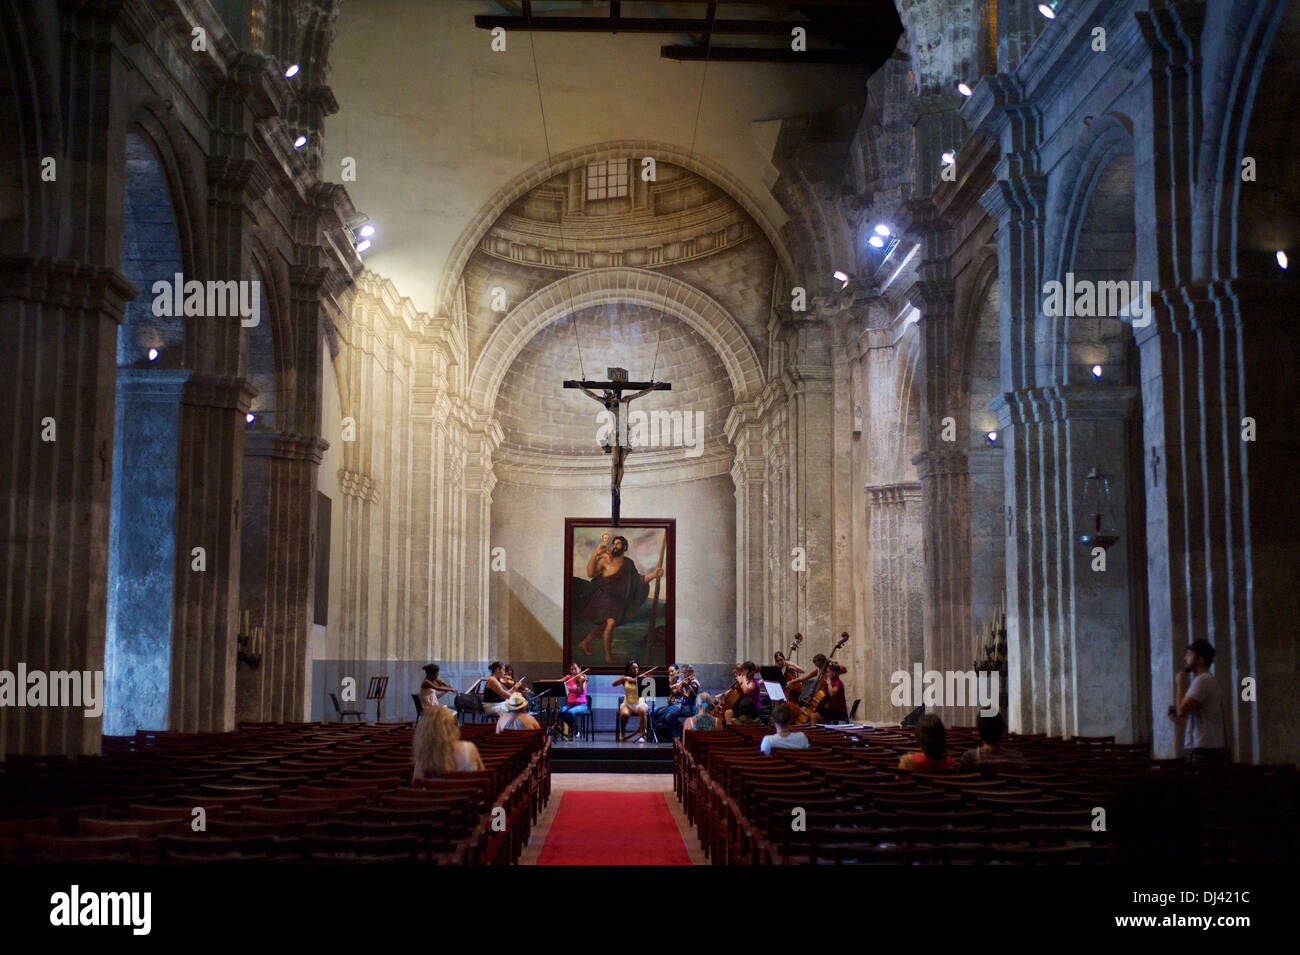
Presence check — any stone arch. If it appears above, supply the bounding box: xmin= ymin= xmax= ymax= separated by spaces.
xmin=1197 ymin=0 xmax=1296 ymax=280
xmin=438 ymin=141 xmax=797 ymax=318
xmin=469 ymin=268 xmax=765 ymax=416
xmin=0 ymin=0 xmax=59 ymax=256
xmin=1223 ymin=0 xmax=1300 ymax=279
xmin=1043 ymin=117 xmax=1136 ymax=387
xmin=958 ymin=250 xmax=1001 ymax=444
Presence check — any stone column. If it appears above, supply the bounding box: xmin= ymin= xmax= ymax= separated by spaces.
xmin=167 ymin=375 xmax=256 ymax=733
xmin=909 ymin=267 xmax=976 ymax=726
xmin=866 ymin=482 xmax=924 ymax=722
xmin=462 ymin=414 xmax=501 ymax=665
xmin=784 ymin=321 xmax=835 ymax=645
xmin=0 ymin=259 xmax=134 ymax=756
xmin=726 ymin=402 xmax=767 ymax=663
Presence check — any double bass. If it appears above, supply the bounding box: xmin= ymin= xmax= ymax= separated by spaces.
xmin=791 ymin=632 xmax=850 ymax=725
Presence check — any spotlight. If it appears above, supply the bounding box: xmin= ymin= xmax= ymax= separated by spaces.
xmin=1277 ymin=250 xmax=1288 ymax=270
xmin=147 ymin=348 xmax=158 ymax=362
xmin=957 ymin=82 xmax=973 ymax=97
xmin=284 ymin=64 xmax=300 ymax=78
xmin=293 ymin=135 xmax=307 ymax=149
xmin=874 ymin=224 xmax=891 ymax=237
xmin=1037 ymin=1 xmax=1059 ymax=19
xmin=1091 ymin=364 xmax=1103 ymax=378
xmin=832 ymin=270 xmax=850 ymax=284
xmin=359 ymin=224 xmax=375 ymax=238
xmin=246 ymin=413 xmax=255 ymax=424
xmin=941 ymin=151 xmax=956 ymax=165
xmin=987 ymin=431 xmax=998 ymax=443
xmin=355 ymin=239 xmax=372 ymax=253
xmin=868 ymin=235 xmax=885 ymax=249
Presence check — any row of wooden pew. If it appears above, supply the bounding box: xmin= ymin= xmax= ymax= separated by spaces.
xmin=0 ymin=721 xmax=551 ymax=864
xmin=674 ymin=723 xmax=1297 ymax=864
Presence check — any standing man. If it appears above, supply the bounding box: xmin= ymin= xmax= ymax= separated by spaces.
xmin=576 ymin=535 xmax=663 ymax=664
xmin=1169 ymin=639 xmax=1228 ymax=764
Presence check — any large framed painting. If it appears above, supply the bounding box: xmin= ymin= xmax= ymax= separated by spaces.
xmin=564 ymin=518 xmax=674 ymax=673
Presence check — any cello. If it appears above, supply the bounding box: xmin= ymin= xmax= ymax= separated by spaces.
xmin=792 ymin=632 xmax=850 ymax=725
xmin=711 ymin=666 xmax=743 ymax=718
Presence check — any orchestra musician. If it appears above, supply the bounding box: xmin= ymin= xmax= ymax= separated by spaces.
xmin=818 ymin=661 xmax=849 ymax=722
xmin=419 ymin=663 xmax=456 ymax=712
xmin=613 ymin=660 xmax=653 ymax=742
xmin=482 ymin=661 xmax=514 ymax=717
xmin=774 ymin=651 xmax=807 ymax=694
xmin=557 ymin=662 xmax=590 ymax=740
xmin=654 ymin=664 xmax=698 ymax=739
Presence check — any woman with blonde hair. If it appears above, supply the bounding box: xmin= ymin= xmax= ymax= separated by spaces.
xmin=412 ymin=706 xmax=485 ymax=781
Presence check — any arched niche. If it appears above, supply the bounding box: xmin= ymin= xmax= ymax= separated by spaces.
xmin=105 ymin=131 xmax=188 ymax=735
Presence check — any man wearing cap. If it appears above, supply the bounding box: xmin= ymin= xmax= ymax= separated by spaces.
xmin=1169 ymin=639 xmax=1228 ymax=764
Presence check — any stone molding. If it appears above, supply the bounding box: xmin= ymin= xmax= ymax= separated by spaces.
xmin=181 ymin=373 xmax=258 ymax=413
xmin=0 ymin=255 xmax=137 ymax=320
xmin=993 ymin=384 xmax=1138 ymax=426
xmin=866 ymin=481 xmax=922 ymax=505
xmin=338 ymin=468 xmax=379 ymax=503
xmin=493 ymin=443 xmax=732 ymax=489
xmin=911 ymin=447 xmax=969 ymax=480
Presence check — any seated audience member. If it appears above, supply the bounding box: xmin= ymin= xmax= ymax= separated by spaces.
xmin=760 ymin=702 xmax=810 ymax=755
xmin=496 ymin=692 xmax=541 ymax=733
xmin=726 ymin=697 xmax=763 ymax=727
xmin=412 ymin=706 xmax=484 ymax=780
xmin=898 ymin=714 xmax=955 ymax=771
xmin=681 ymin=693 xmax=719 ymax=733
xmin=959 ymin=713 xmax=1027 ymax=771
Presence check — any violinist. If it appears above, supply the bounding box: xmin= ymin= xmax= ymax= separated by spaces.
xmin=482 ymin=661 xmax=514 ymax=717
xmin=655 ymin=664 xmax=698 ymax=739
xmin=738 ymin=661 xmax=762 ymax=713
xmin=419 ymin=663 xmax=456 ymax=712
xmin=613 ymin=660 xmax=653 ymax=742
xmin=774 ymin=651 xmax=806 ymax=694
xmin=558 ymin=662 xmax=590 ymax=740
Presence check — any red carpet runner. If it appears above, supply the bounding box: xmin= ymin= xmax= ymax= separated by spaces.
xmin=537 ymin=791 xmax=692 ymax=865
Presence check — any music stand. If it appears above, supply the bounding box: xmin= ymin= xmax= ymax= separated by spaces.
xmin=531 ymin=681 xmax=566 ymax=737
xmin=366 ymin=676 xmax=389 ymax=722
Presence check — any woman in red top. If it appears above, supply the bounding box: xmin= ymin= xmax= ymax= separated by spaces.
xmin=898 ymin=714 xmax=956 ymax=770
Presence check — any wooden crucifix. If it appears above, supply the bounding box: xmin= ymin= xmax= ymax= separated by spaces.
xmin=563 ymin=367 xmax=671 ymax=526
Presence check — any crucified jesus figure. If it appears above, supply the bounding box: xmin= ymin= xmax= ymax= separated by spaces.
xmin=563 ymin=367 xmax=671 ymax=527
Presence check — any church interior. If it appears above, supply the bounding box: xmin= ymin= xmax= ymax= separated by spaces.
xmin=2 ymin=0 xmax=1299 ymax=883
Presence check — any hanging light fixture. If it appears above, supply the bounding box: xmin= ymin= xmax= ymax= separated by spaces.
xmin=1077 ymin=467 xmax=1120 ymax=550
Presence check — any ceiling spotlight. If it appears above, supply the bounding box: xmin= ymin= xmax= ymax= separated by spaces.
xmin=941 ymin=151 xmax=956 ymax=165
xmin=874 ymin=224 xmax=891 ymax=237
xmin=1037 ymin=1 xmax=1059 ymax=19
xmin=987 ymin=431 xmax=998 ymax=443
xmin=832 ymin=270 xmax=850 ymax=284
xmin=293 ymin=135 xmax=307 ymax=149
xmin=147 ymin=348 xmax=159 ymax=362
xmin=1091 ymin=364 xmax=1103 ymax=378
xmin=359 ymin=224 xmax=376 ymax=238
xmin=246 ymin=413 xmax=255 ymax=424
xmin=957 ymin=82 xmax=973 ymax=97
xmin=1277 ymin=250 xmax=1288 ymax=270
xmin=868 ymin=235 xmax=885 ymax=249
xmin=355 ymin=239 xmax=372 ymax=253
xmin=284 ymin=64 xmax=300 ymax=78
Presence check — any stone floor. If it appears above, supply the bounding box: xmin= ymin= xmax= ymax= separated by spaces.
xmin=519 ymin=773 xmax=708 ymax=865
